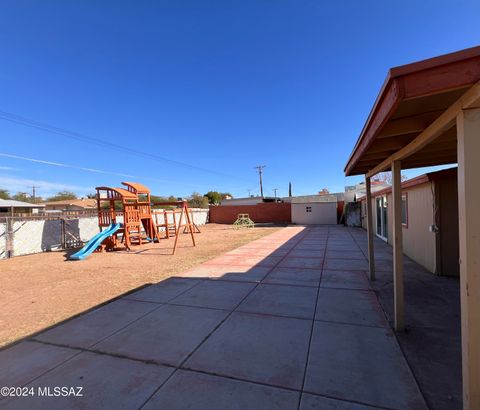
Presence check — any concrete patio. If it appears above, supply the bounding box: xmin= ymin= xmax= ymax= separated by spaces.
xmin=0 ymin=226 xmax=459 ymax=409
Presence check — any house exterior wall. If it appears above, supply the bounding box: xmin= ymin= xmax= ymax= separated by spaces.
xmin=45 ymin=204 xmax=91 ymax=211
xmin=362 ymin=184 xmax=436 ymax=273
xmin=398 ymin=185 xmax=436 ymax=273
xmin=0 ymin=207 xmax=38 ymax=216
xmin=360 ymin=172 xmax=459 ymax=276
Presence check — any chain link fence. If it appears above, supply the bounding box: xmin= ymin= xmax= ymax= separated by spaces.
xmin=0 ymin=209 xmax=209 ymax=259
xmin=0 ymin=213 xmax=100 ymax=258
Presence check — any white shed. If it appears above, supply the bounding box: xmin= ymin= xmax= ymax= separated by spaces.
xmin=291 ymin=196 xmax=337 ymax=225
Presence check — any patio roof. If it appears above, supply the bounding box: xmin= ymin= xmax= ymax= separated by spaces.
xmin=356 ymin=166 xmax=457 ymax=200
xmin=0 ymin=199 xmax=45 ymax=208
xmin=43 ymin=198 xmax=97 ymax=208
xmin=345 ymin=45 xmax=480 ymax=408
xmin=345 ymin=45 xmax=480 ymax=176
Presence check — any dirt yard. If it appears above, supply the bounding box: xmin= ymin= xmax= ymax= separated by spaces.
xmin=0 ymin=224 xmax=280 ymax=348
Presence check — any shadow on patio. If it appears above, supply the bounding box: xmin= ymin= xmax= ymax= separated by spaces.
xmin=0 ymin=226 xmax=459 ymax=409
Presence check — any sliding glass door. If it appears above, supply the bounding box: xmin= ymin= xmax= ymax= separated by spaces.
xmin=376 ymin=196 xmax=388 ymax=241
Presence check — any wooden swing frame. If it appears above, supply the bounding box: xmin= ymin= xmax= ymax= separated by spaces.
xmin=151 ymin=200 xmax=196 ymax=254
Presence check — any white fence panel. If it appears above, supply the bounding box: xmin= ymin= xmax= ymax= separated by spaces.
xmin=191 ymin=209 xmax=209 ymax=225
xmin=152 ymin=208 xmax=208 ymax=230
xmin=78 ymin=217 xmax=101 ymax=242
xmin=0 ymin=222 xmax=6 ymax=259
xmin=13 ymin=219 xmax=63 ymax=256
xmin=1 ymin=209 xmax=209 ymax=258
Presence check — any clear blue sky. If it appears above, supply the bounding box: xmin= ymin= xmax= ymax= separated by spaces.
xmin=0 ymin=1 xmax=479 ymax=199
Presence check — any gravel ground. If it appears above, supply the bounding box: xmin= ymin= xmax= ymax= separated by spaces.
xmin=0 ymin=224 xmax=280 ymax=347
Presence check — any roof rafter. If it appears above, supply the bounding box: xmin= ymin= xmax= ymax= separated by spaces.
xmin=366 ymin=81 xmax=480 ymax=178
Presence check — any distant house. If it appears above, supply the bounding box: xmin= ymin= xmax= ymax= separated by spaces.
xmin=43 ymin=198 xmax=97 ymax=212
xmin=0 ymin=199 xmax=45 ymax=216
xmin=344 ymin=181 xmax=391 ymax=203
xmin=284 ymin=193 xmax=343 ymax=203
xmin=358 ymin=167 xmax=458 ymax=276
xmin=220 ymin=197 xmax=263 ymax=206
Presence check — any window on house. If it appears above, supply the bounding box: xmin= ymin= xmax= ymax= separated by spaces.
xmin=401 ymin=193 xmax=408 ymax=227
xmin=306 ymin=206 xmax=312 ymax=213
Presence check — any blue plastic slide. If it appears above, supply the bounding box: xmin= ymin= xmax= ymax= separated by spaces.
xmin=69 ymin=223 xmax=121 ymax=261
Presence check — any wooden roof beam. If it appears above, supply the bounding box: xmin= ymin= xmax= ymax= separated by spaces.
xmin=365 ymin=133 xmax=419 ymax=154
xmin=366 ymin=81 xmax=480 ymax=178
xmin=402 ymin=157 xmax=457 ymax=169
xmin=377 ymin=110 xmax=443 ymax=138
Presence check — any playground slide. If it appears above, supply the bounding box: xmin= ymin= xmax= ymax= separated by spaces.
xmin=69 ymin=223 xmax=121 ymax=261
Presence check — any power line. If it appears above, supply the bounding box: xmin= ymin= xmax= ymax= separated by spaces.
xmin=0 ymin=152 xmax=212 ymax=189
xmin=0 ymin=110 xmax=248 ymax=181
xmin=254 ymin=165 xmax=266 ymax=198
xmin=29 ymin=185 xmax=40 ymax=202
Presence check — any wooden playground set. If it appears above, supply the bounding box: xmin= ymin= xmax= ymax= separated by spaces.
xmin=70 ymin=182 xmax=199 ymax=260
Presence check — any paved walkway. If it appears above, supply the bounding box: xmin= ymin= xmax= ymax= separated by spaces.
xmin=1 ymin=226 xmax=427 ymax=409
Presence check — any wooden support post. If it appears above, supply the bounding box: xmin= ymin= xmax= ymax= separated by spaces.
xmin=171 ymin=202 xmax=196 ymax=255
xmin=163 ymin=210 xmax=169 ymax=239
xmin=185 ymin=205 xmax=196 ymax=247
xmin=392 ymin=160 xmax=405 ymax=332
xmin=172 ymin=207 xmax=183 ymax=255
xmin=457 ymin=107 xmax=480 ymax=410
xmin=365 ymin=176 xmax=375 ymax=281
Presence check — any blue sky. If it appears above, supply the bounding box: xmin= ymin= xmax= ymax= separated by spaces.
xmin=0 ymin=1 xmax=479 ymax=199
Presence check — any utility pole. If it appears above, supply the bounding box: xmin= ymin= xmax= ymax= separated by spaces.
xmin=288 ymin=182 xmax=292 ymax=197
xmin=254 ymin=165 xmax=266 ymax=198
xmin=29 ymin=185 xmax=40 ymax=203
xmin=247 ymin=189 xmax=252 ymax=197
xmin=273 ymin=188 xmax=278 ymax=198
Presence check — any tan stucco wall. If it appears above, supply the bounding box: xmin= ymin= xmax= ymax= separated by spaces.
xmin=362 ymin=183 xmax=437 ymax=273
xmin=397 ymin=185 xmax=437 ymax=273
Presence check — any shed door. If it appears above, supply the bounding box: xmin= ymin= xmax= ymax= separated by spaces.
xmin=291 ymin=202 xmax=337 ymax=225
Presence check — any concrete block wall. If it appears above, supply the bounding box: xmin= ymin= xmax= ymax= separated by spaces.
xmin=209 ymin=203 xmax=291 ymax=224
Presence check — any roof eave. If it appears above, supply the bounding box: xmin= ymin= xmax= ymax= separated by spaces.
xmin=344 ymin=45 xmax=480 ymax=177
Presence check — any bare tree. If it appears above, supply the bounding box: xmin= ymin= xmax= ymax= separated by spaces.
xmin=372 ymin=171 xmax=407 ymax=184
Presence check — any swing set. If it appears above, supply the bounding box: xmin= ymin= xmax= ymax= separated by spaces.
xmin=94 ymin=182 xmax=197 ymax=255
